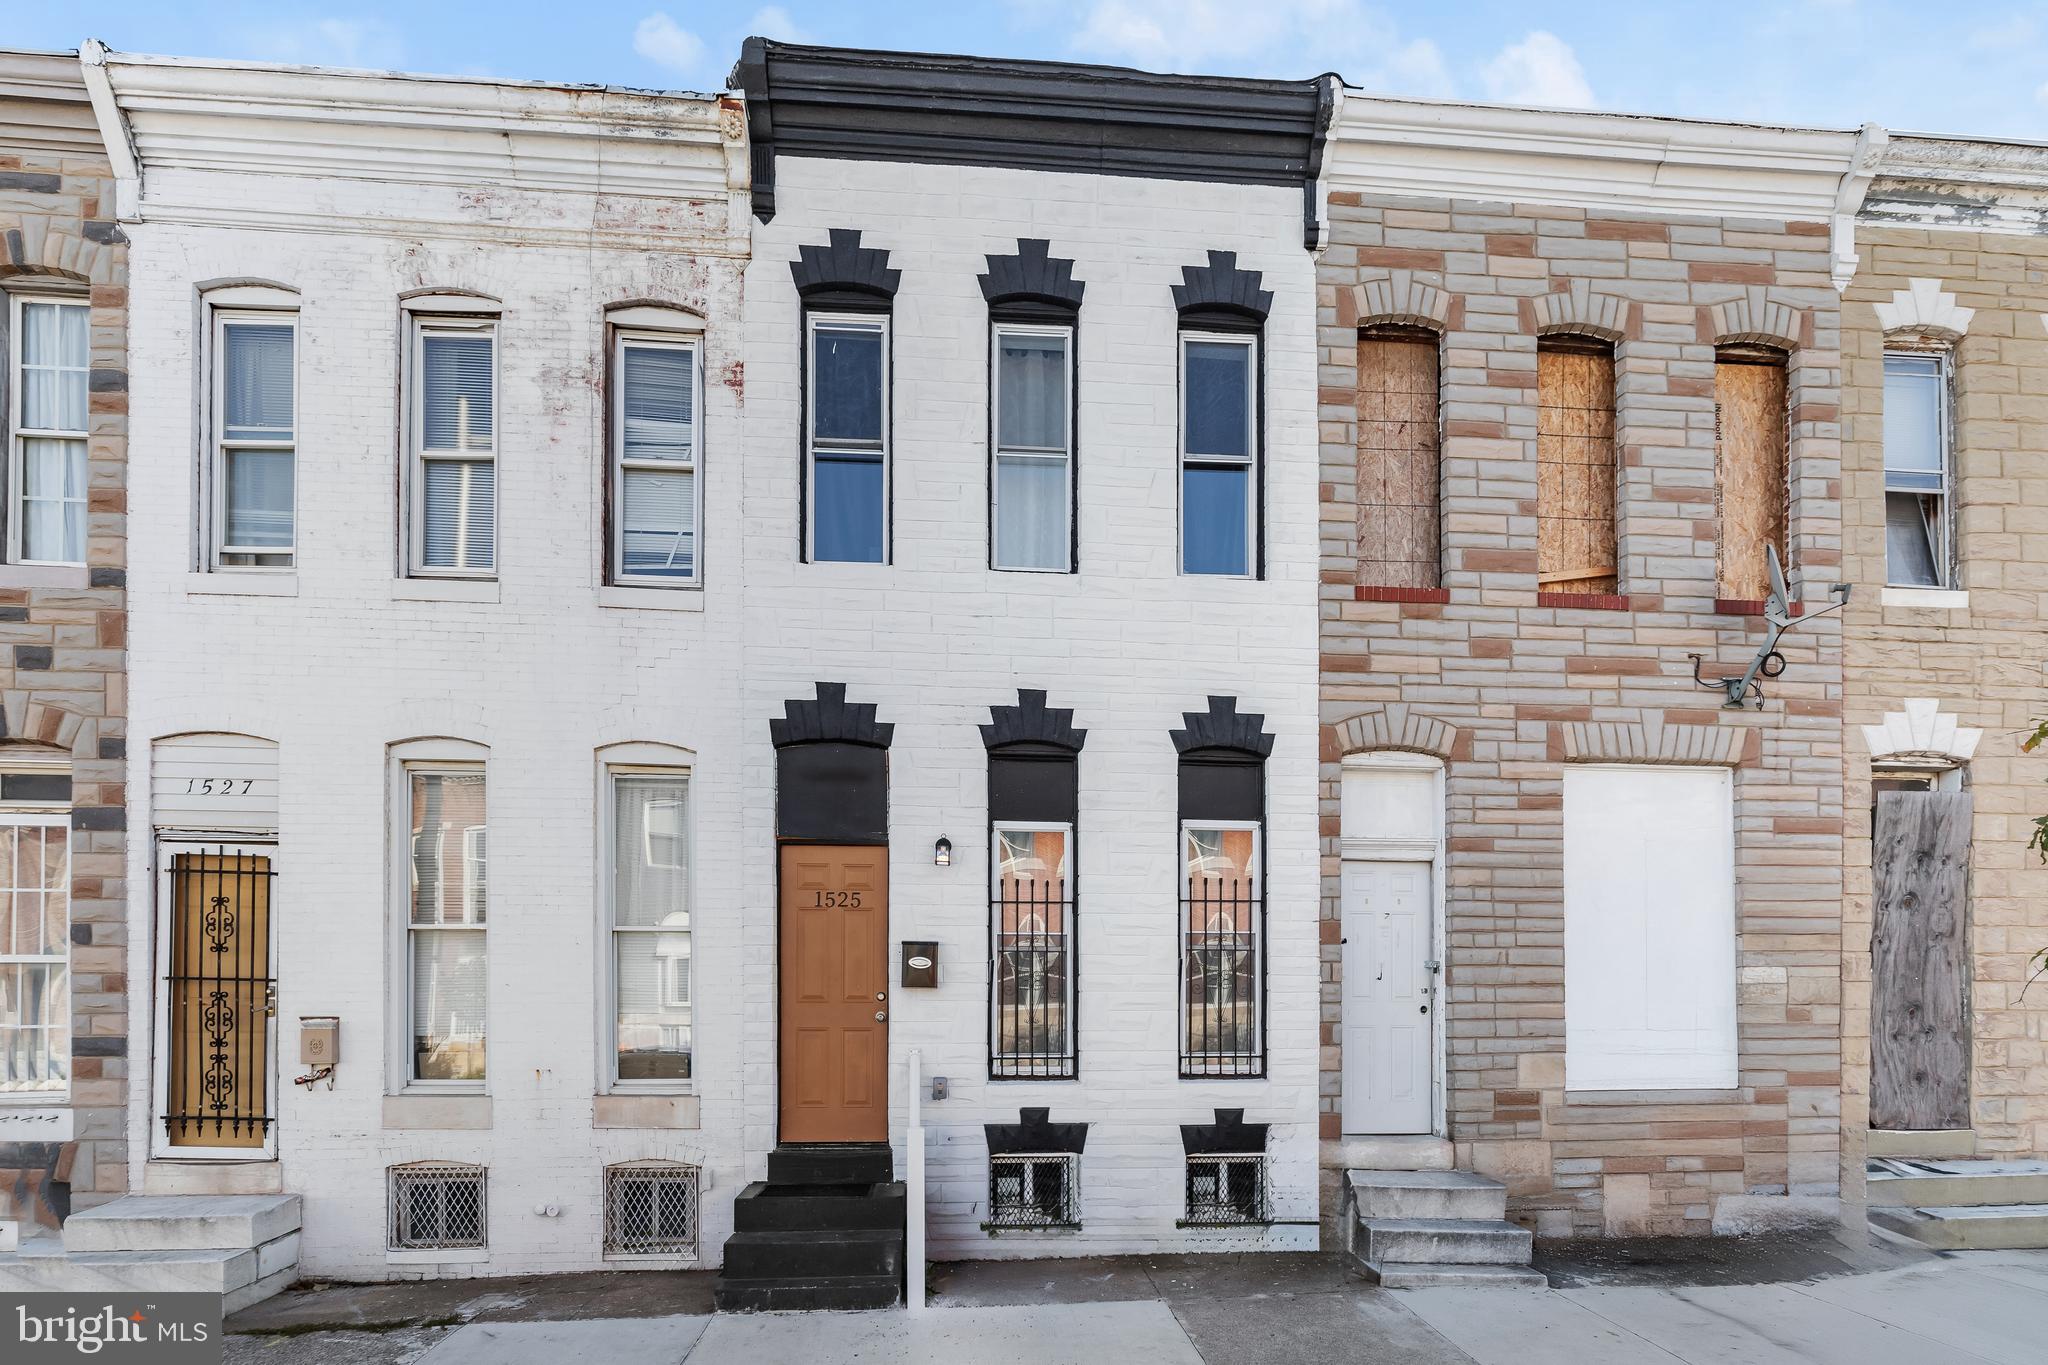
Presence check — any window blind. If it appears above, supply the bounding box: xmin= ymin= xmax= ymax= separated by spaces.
xmin=223 ymin=323 xmax=295 ymax=441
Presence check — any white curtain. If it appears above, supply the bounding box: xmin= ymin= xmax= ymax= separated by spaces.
xmin=21 ymin=302 xmax=87 ymax=433
xmin=226 ymin=449 xmax=295 ymax=548
xmin=21 ymin=438 xmax=85 ymax=563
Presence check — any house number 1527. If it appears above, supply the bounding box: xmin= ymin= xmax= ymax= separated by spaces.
xmin=184 ymin=778 xmax=255 ymax=795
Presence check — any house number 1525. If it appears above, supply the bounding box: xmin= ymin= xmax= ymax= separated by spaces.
xmin=812 ymin=890 xmax=863 ymax=908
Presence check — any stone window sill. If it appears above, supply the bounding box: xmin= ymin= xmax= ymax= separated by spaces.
xmin=382 ymin=1094 xmax=492 ymax=1130
xmin=1562 ymin=1088 xmax=1743 ymax=1106
xmin=0 ymin=564 xmax=89 ymax=590
xmin=386 ymin=1248 xmax=489 ymax=1266
xmin=1880 ymin=586 xmax=1968 ymax=610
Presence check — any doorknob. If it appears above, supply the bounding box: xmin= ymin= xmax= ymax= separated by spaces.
xmin=875 ymin=1011 xmax=888 ymax=1022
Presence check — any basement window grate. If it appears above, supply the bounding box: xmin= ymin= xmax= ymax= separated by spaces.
xmin=985 ymin=1152 xmax=1080 ymax=1231
xmin=388 ymin=1161 xmax=487 ymax=1250
xmin=604 ymin=1160 xmax=701 ymax=1258
xmin=1181 ymin=1153 xmax=1269 ymax=1226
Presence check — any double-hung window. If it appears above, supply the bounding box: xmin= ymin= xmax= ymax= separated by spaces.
xmin=213 ymin=310 xmax=297 ymax=568
xmin=1180 ymin=821 xmax=1262 ymax=1077
xmin=992 ymin=324 xmax=1072 ymax=571
xmin=612 ymin=334 xmax=700 ymax=585
xmin=0 ymin=809 xmax=69 ymax=1095
xmin=405 ymin=765 xmax=487 ymax=1085
xmin=1883 ymin=351 xmax=1951 ymax=588
xmin=409 ymin=316 xmax=496 ymax=575
xmin=1180 ymin=332 xmax=1257 ymax=577
xmin=7 ymin=294 xmax=90 ymax=566
xmin=608 ymin=770 xmax=692 ymax=1087
xmin=806 ymin=314 xmax=887 ymax=563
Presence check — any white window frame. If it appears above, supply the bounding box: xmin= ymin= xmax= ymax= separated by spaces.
xmin=804 ymin=312 xmax=890 ymax=565
xmin=988 ymin=819 xmax=1076 ymax=1073
xmin=405 ymin=313 xmax=498 ymax=579
xmin=600 ymin=752 xmax=695 ymax=1095
xmin=1882 ymin=348 xmax=1953 ymax=589
xmin=6 ymin=292 xmax=91 ymax=567
xmin=209 ymin=307 xmax=300 ymax=571
xmin=390 ymin=743 xmax=489 ymax=1093
xmin=1177 ymin=330 xmax=1259 ymax=579
xmin=990 ymin=321 xmax=1074 ymax=573
xmin=0 ymin=808 xmax=71 ymax=1103
xmin=610 ymin=330 xmax=703 ymax=588
xmin=1178 ymin=818 xmax=1264 ymax=1073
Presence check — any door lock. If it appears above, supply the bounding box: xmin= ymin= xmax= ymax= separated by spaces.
xmin=1419 ymin=1004 xmax=1429 ymax=1014
xmin=876 ymin=992 xmax=886 ymax=1001
xmin=264 ymin=982 xmax=278 ymax=1018
xmin=875 ymin=1011 xmax=888 ymax=1022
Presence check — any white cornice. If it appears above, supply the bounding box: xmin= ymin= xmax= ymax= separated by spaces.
xmin=0 ymin=47 xmax=105 ymax=160
xmin=1861 ymin=133 xmax=2048 ymax=237
xmin=1328 ymin=91 xmax=1865 ymax=223
xmin=94 ymin=47 xmax=744 ymax=218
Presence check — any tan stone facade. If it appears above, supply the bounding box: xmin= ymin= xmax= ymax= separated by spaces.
xmin=1841 ymin=156 xmax=2048 ymax=1203
xmin=1317 ymin=189 xmax=1847 ymax=1236
xmin=0 ymin=52 xmax=127 ymax=1229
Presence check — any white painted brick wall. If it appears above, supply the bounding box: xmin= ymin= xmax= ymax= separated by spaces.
xmin=745 ymin=159 xmax=1321 ymax=1259
xmin=123 ymin=149 xmax=1324 ymax=1277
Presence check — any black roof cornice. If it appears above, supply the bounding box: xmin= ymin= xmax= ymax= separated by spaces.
xmin=733 ymin=38 xmax=1331 ymax=247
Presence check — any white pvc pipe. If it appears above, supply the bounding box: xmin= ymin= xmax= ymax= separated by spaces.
xmin=906 ymin=1048 xmax=926 ymax=1313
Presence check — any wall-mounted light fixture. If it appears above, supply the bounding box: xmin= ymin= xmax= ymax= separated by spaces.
xmin=933 ymin=835 xmax=952 ymax=867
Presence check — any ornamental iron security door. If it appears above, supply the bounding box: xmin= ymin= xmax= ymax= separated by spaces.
xmin=163 ymin=850 xmax=275 ymax=1148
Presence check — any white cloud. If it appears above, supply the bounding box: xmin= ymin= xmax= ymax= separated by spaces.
xmin=1365 ymin=37 xmax=1454 ymax=100
xmin=1068 ymin=0 xmax=1450 ymax=93
xmin=240 ymin=16 xmax=404 ymax=69
xmin=1478 ymin=30 xmax=1594 ymax=108
xmin=634 ymin=12 xmax=707 ymax=75
xmin=748 ymin=6 xmax=816 ymax=44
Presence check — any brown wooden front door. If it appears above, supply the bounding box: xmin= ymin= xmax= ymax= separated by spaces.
xmin=779 ymin=844 xmax=889 ymax=1142
xmin=165 ymin=850 xmax=275 ymax=1149
xmin=1871 ymin=790 xmax=1971 ymax=1132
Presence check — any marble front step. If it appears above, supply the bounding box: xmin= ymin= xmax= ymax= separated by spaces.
xmin=62 ymin=1194 xmax=302 ymax=1253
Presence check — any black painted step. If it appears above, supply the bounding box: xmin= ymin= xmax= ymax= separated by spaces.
xmin=732 ymin=1180 xmax=907 ymax=1233
xmin=720 ymin=1227 xmax=904 ymax=1282
xmin=713 ymin=1273 xmax=901 ymax=1313
xmin=766 ymin=1143 xmax=894 ymax=1186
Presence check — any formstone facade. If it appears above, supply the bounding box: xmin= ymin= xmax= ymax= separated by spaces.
xmin=1317 ymin=98 xmax=1864 ymax=1236
xmin=1839 ymin=136 xmax=2048 ymax=1206
xmin=0 ymin=51 xmax=129 ymax=1230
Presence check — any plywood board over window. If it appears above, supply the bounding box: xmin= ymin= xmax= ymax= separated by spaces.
xmin=1715 ymin=347 xmax=1789 ymax=601
xmin=1537 ymin=340 xmax=1617 ymax=593
xmin=1355 ymin=327 xmax=1440 ymax=589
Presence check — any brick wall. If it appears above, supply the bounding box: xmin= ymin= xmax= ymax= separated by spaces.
xmin=1840 ymin=223 xmax=2048 ymax=1195
xmin=1319 ymin=193 xmax=1846 ymax=1235
xmin=0 ymin=125 xmax=128 ymax=1225
xmin=748 ymin=156 xmax=1324 ymax=1260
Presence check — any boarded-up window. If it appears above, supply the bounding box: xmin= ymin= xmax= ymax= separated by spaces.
xmin=1355 ymin=327 xmax=1440 ymax=589
xmin=1563 ymin=765 xmax=1737 ymax=1091
xmin=1714 ymin=347 xmax=1789 ymax=600
xmin=1537 ymin=339 xmax=1617 ymax=593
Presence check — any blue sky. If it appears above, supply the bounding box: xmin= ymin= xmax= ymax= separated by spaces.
xmin=14 ymin=1 xmax=2048 ymax=138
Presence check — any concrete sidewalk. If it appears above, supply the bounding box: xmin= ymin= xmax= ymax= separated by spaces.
xmin=224 ymin=1241 xmax=2048 ymax=1365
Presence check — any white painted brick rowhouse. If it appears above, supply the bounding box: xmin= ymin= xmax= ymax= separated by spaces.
xmin=738 ymin=149 xmax=1324 ymax=1259
xmin=104 ymin=53 xmax=754 ymax=1279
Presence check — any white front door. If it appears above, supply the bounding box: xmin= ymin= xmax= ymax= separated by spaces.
xmin=1341 ymin=859 xmax=1433 ymax=1134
